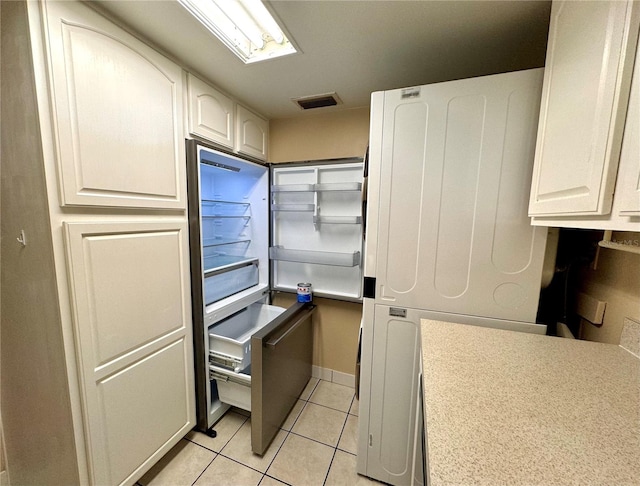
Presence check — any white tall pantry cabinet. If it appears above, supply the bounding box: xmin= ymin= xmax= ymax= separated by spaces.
xmin=1 ymin=2 xmax=194 ymax=485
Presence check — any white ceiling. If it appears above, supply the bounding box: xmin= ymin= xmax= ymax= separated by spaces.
xmin=92 ymin=0 xmax=551 ymax=120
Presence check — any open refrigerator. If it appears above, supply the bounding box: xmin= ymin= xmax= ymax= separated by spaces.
xmin=186 ymin=140 xmax=364 ymax=454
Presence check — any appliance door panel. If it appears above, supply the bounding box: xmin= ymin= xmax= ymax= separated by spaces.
xmin=251 ymin=302 xmax=316 ymax=455
xmin=270 ymin=161 xmax=364 ymax=301
xmin=372 ymin=70 xmax=547 ymax=323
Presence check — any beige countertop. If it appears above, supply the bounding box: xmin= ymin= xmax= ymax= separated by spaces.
xmin=421 ymin=319 xmax=640 ymax=486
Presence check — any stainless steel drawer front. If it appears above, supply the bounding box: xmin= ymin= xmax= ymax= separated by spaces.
xmin=250 ymin=302 xmax=316 ymax=455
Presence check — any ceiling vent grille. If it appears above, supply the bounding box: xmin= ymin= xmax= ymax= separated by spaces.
xmin=292 ymin=92 xmax=342 ymax=110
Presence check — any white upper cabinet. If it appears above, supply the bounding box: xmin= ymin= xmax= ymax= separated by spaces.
xmin=616 ymin=41 xmax=640 ymax=217
xmin=187 ymin=73 xmax=235 ymax=149
xmin=235 ymin=104 xmax=269 ymax=161
xmin=529 ymin=0 xmax=640 ymax=217
xmin=43 ymin=1 xmax=186 ymax=209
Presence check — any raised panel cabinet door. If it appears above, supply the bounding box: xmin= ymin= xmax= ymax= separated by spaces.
xmin=235 ymin=104 xmax=269 ymax=161
xmin=529 ymin=0 xmax=640 ymax=216
xmin=617 ymin=40 xmax=640 ymax=216
xmin=63 ymin=221 xmax=195 ymax=485
xmin=43 ymin=1 xmax=186 ymax=209
xmin=187 ymin=73 xmax=235 ymax=148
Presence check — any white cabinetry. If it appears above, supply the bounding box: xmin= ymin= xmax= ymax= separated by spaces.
xmin=64 ymin=222 xmax=194 ymax=485
xmin=186 ymin=73 xmax=269 ymax=161
xmin=187 ymin=73 xmax=235 ymax=149
xmin=236 ymin=104 xmax=269 ymax=160
xmin=529 ymin=0 xmax=640 ymax=229
xmin=617 ymin=47 xmax=640 ymax=217
xmin=0 ymin=1 xmax=195 ymax=485
xmin=45 ymin=1 xmax=186 ymax=209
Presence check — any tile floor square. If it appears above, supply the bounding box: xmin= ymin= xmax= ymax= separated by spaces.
xmin=194 ymin=455 xmax=262 ymax=486
xmin=185 ymin=411 xmax=247 ymax=453
xmin=292 ymin=402 xmax=347 ymax=447
xmin=266 ymin=433 xmax=334 ymax=486
xmin=325 ymin=450 xmax=380 ymax=485
xmin=309 ymin=380 xmax=355 ymax=412
xmin=139 ymin=439 xmax=215 ymax=486
xmin=221 ymin=419 xmax=287 ymax=473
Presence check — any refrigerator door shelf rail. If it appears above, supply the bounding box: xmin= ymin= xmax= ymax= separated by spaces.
xmin=313 ymin=215 xmax=362 ymax=225
xmin=271 ymin=182 xmax=362 ymax=192
xmin=314 ymin=182 xmax=362 ymax=192
xmin=269 ymin=246 xmax=360 ymax=267
xmin=271 ymin=204 xmax=315 ymax=212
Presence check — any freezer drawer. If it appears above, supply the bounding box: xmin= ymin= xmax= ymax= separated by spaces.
xmin=208 ymin=302 xmax=315 ymax=455
xmin=209 ymin=303 xmax=286 ymax=371
xmin=209 ymin=364 xmax=252 ymax=411
xmin=251 ymin=302 xmax=315 ymax=455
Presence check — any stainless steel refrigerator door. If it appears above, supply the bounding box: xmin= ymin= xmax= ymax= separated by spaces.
xmin=250 ymin=301 xmax=316 ymax=455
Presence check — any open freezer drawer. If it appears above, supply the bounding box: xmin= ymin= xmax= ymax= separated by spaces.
xmin=209 ymin=303 xmax=286 ymax=372
xmin=208 ymin=302 xmax=316 ymax=455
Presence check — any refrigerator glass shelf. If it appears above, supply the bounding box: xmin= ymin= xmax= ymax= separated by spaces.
xmin=269 ymin=246 xmax=360 ymax=267
xmin=271 ymin=204 xmax=315 ymax=212
xmin=203 ymin=254 xmax=257 ymax=273
xmin=203 ymin=238 xmax=251 ymax=248
xmin=201 ymin=200 xmax=250 ymax=217
xmin=313 ymin=215 xmax=362 ymax=224
xmin=271 ymin=182 xmax=362 ymax=193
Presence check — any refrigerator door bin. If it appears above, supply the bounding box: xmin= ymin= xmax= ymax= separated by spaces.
xmin=204 ymin=259 xmax=259 ymax=305
xmin=269 ymin=246 xmax=360 ymax=267
xmin=208 ymin=303 xmax=286 ymax=371
xmin=210 ymin=365 xmax=252 ymax=411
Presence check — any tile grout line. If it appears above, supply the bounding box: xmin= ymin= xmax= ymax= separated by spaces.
xmin=324 ymin=397 xmax=352 ymax=485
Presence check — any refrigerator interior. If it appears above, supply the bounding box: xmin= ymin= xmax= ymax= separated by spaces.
xmin=188 ymin=143 xmax=364 ymax=440
xmin=270 ymin=161 xmax=364 ymax=300
xmin=199 ymin=147 xmax=270 ymax=322
xmin=191 ymin=144 xmax=273 ymax=430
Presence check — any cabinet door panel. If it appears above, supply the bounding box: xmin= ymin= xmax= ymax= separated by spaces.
xmin=187 ymin=74 xmax=235 ymax=148
xmin=529 ymin=0 xmax=639 ymax=216
xmin=236 ymin=104 xmax=268 ymax=160
xmin=44 ymin=1 xmax=186 ymax=208
xmin=64 ymin=221 xmax=194 ymax=485
xmin=98 ymin=340 xmax=192 ymax=485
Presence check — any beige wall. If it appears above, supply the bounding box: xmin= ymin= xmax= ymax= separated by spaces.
xmin=269 ymin=107 xmax=370 ymax=375
xmin=578 ymin=231 xmax=640 ymax=344
xmin=269 ymin=107 xmax=370 ymax=163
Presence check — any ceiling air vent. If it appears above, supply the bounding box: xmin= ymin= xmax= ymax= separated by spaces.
xmin=292 ymin=92 xmax=342 ymax=110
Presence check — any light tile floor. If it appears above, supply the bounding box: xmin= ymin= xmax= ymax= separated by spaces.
xmin=138 ymin=378 xmax=382 ymax=486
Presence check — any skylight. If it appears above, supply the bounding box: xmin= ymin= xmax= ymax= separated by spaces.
xmin=178 ymin=0 xmax=297 ymax=64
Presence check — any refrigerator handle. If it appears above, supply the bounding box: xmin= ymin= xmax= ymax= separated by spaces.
xmin=361 ymin=146 xmax=369 ymax=239
xmin=265 ymin=308 xmax=314 ymax=348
